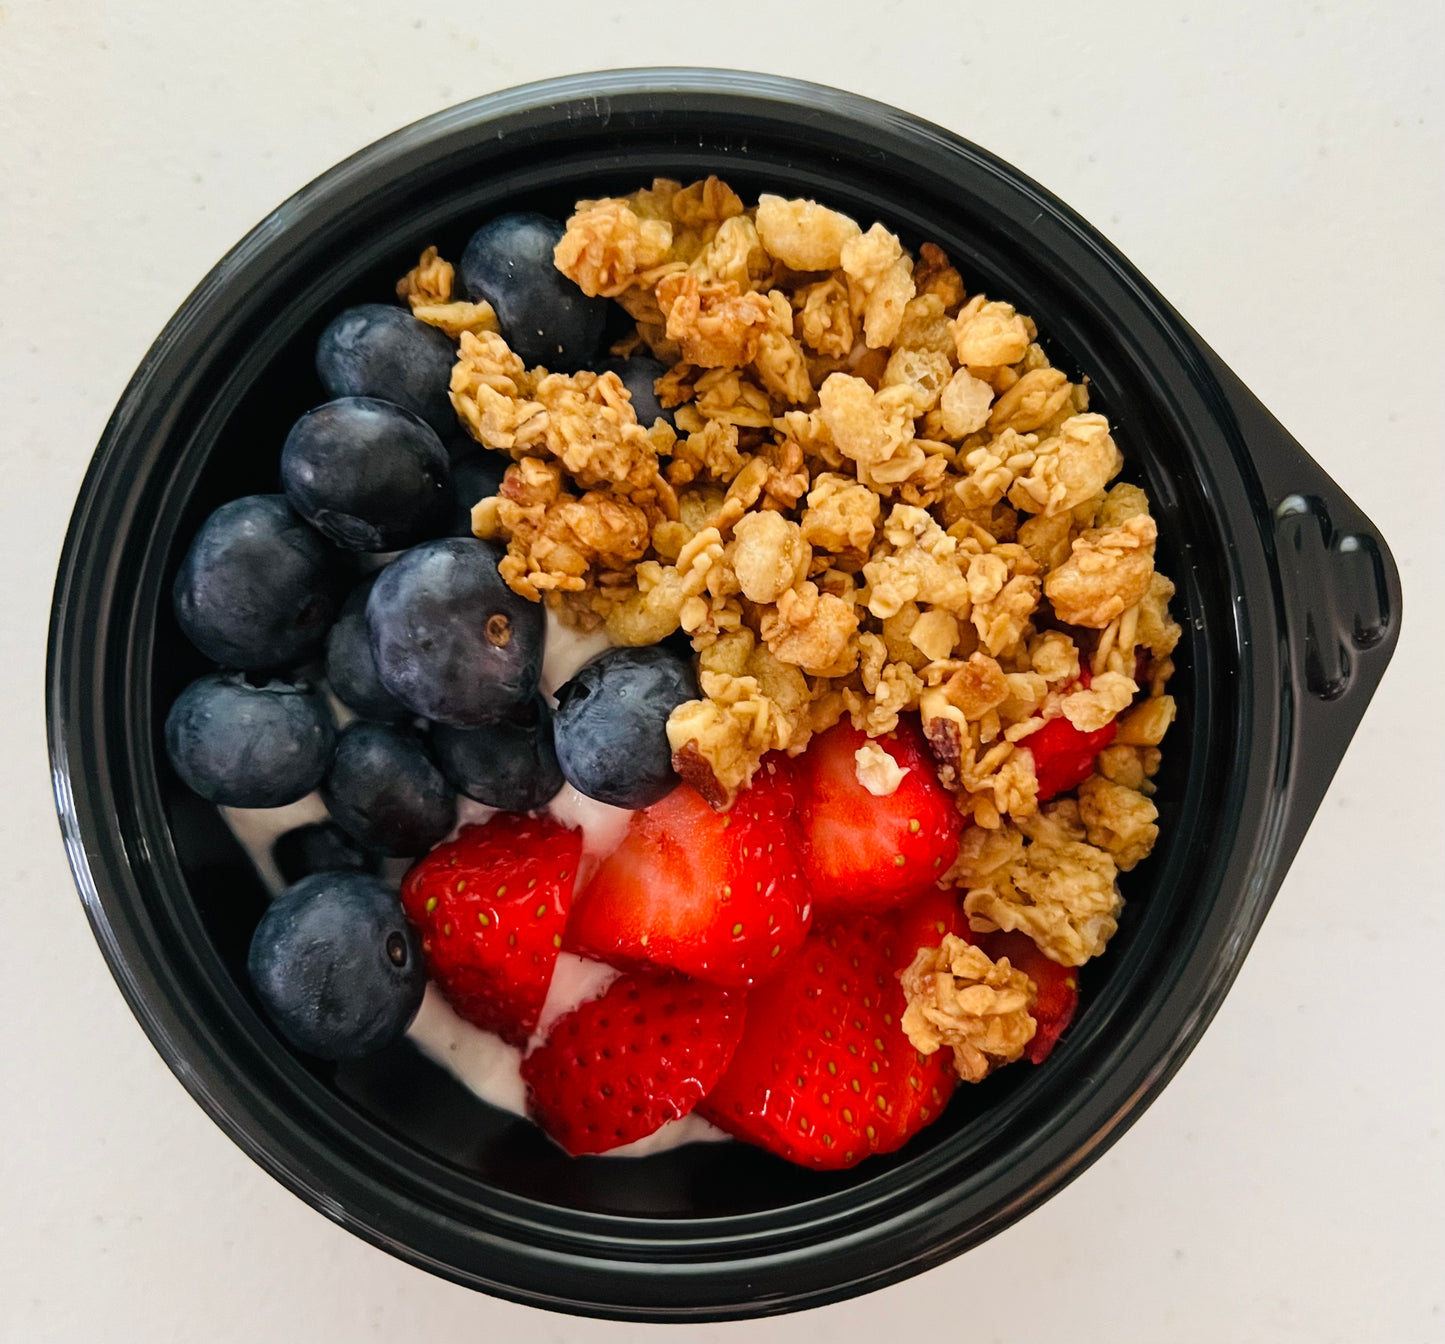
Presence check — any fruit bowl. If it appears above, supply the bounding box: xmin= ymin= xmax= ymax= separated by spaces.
xmin=47 ymin=69 xmax=1400 ymax=1320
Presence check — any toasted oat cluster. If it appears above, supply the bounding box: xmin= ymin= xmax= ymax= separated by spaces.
xmin=403 ymin=177 xmax=1184 ymax=1069
xmin=900 ymin=935 xmax=1039 ymax=1082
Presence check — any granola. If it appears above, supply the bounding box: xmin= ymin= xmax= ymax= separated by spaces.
xmin=900 ymin=936 xmax=1037 ymax=1082
xmin=397 ymin=179 xmax=1182 ymax=1090
xmin=434 ymin=184 xmax=1180 ymax=820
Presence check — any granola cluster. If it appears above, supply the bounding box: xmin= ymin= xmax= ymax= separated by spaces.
xmin=899 ymin=935 xmax=1038 ymax=1081
xmin=410 ymin=178 xmax=1183 ymax=1068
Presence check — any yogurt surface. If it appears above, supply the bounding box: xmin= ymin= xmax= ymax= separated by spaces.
xmin=221 ymin=606 xmax=728 ymax=1156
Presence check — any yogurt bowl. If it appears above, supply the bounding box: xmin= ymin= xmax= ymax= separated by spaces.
xmin=48 ymin=69 xmax=1399 ymax=1320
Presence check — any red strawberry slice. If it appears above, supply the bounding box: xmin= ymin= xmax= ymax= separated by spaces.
xmin=520 ymin=972 xmax=746 ymax=1156
xmin=1023 ymin=715 xmax=1118 ymax=802
xmin=794 ymin=716 xmax=963 ymax=917
xmin=892 ymin=883 xmax=972 ymax=968
xmin=699 ymin=890 xmax=963 ymax=1169
xmin=564 ymin=756 xmax=811 ymax=988
xmin=400 ymin=814 xmax=580 ymax=1046
xmin=976 ymin=929 xmax=1079 ymax=1064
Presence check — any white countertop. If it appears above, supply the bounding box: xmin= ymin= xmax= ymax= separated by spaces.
xmin=1 ymin=2 xmax=1441 ymax=1340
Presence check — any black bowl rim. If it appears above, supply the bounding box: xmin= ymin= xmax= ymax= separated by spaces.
xmin=47 ymin=68 xmax=1401 ymax=1321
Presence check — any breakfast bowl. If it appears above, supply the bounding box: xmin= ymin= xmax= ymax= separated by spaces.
xmin=47 ymin=69 xmax=1400 ymax=1320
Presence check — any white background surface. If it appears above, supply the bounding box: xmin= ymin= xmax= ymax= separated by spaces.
xmin=2 ymin=2 xmax=1441 ymax=1340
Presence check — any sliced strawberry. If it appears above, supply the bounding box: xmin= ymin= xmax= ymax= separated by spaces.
xmin=892 ymin=883 xmax=971 ymax=969
xmin=794 ymin=716 xmax=963 ymax=918
xmin=565 ymin=756 xmax=811 ymax=988
xmin=520 ymin=972 xmax=745 ymax=1156
xmin=1023 ymin=715 xmax=1118 ymax=802
xmin=400 ymin=814 xmax=580 ymax=1046
xmin=976 ymin=929 xmax=1079 ymax=1064
xmin=699 ymin=893 xmax=959 ymax=1170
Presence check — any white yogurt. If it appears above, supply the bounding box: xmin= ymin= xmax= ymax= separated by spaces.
xmin=539 ymin=608 xmax=613 ymax=700
xmin=220 ymin=609 xmax=728 ymax=1157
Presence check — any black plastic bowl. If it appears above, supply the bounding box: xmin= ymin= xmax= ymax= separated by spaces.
xmin=47 ymin=70 xmax=1400 ymax=1321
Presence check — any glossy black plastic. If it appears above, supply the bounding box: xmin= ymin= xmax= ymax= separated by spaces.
xmin=47 ymin=71 xmax=1400 ymax=1321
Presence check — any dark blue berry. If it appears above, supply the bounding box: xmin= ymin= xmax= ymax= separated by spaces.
xmin=449 ymin=447 xmax=508 ymax=537
xmin=315 ymin=303 xmax=457 ymax=437
xmin=552 ymin=646 xmax=699 ymax=808
xmin=326 ymin=575 xmax=408 ymax=722
xmin=165 ymin=673 xmax=335 ymax=808
xmin=366 ymin=537 xmax=543 ymax=727
xmin=596 ymin=354 xmax=673 ymax=427
xmin=281 ymin=397 xmax=451 ymax=552
xmin=272 ymin=820 xmax=380 ymax=885
xmin=458 ymin=213 xmax=606 ymax=370
xmin=322 ymin=721 xmax=456 ymax=857
xmin=247 ymin=871 xmax=424 ymax=1059
xmin=172 ymin=494 xmax=342 ymax=671
xmin=431 ymin=694 xmax=564 ymax=812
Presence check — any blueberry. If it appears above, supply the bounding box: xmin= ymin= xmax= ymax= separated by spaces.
xmin=247 ymin=871 xmax=424 ymax=1059
xmin=596 ymin=354 xmax=673 ymax=427
xmin=315 ymin=303 xmax=457 ymax=437
xmin=552 ymin=646 xmax=699 ymax=808
xmin=322 ymin=721 xmax=457 ymax=857
xmin=272 ymin=820 xmax=380 ymax=885
xmin=366 ymin=537 xmax=543 ymax=727
xmin=281 ymin=397 xmax=451 ymax=552
xmin=432 ymin=694 xmax=564 ymax=812
xmin=326 ymin=575 xmax=408 ymax=722
xmin=449 ymin=448 xmax=508 ymax=537
xmin=459 ymin=213 xmax=606 ymax=370
xmin=165 ymin=673 xmax=335 ymax=808
xmin=173 ymin=494 xmax=342 ymax=671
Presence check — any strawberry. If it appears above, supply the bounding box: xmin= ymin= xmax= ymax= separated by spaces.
xmin=564 ymin=756 xmax=811 ymax=988
xmin=400 ymin=814 xmax=580 ymax=1046
xmin=1023 ymin=715 xmax=1118 ymax=802
xmin=794 ymin=717 xmax=963 ymax=917
xmin=976 ymin=929 xmax=1079 ymax=1064
xmin=520 ymin=972 xmax=746 ymax=1156
xmin=892 ymin=882 xmax=972 ymax=968
xmin=699 ymin=890 xmax=963 ymax=1170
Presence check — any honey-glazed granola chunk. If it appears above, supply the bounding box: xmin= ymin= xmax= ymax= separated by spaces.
xmin=965 ymin=544 xmax=1041 ymax=656
xmin=730 ymin=510 xmax=812 ymax=604
xmin=395 ymin=246 xmax=501 ymax=337
xmin=1044 ymin=514 xmax=1157 ymax=627
xmin=473 ymin=458 xmax=651 ymax=603
xmin=751 ymin=290 xmax=814 ymax=405
xmin=957 ymin=801 xmax=1122 ymax=966
xmin=900 ymin=936 xmax=1037 ymax=1082
xmin=950 ymin=294 xmax=1031 ymax=368
xmin=1077 ymin=773 xmax=1159 ymax=872
xmin=1116 ymin=693 xmax=1177 ymax=747
xmin=987 ymin=367 xmax=1072 ymax=435
xmin=754 ymin=194 xmax=862 ymax=271
xmin=911 ymin=241 xmax=967 ymax=310
xmin=1007 ymin=413 xmax=1123 ymax=517
xmin=840 ymin=223 xmax=916 ymax=349
xmin=795 ymin=275 xmax=856 ymax=359
xmin=759 ymin=581 xmax=860 ymax=677
xmin=664 ymin=657 xmax=810 ymax=807
xmin=799 ymin=472 xmax=880 ymax=567
xmin=656 ymin=273 xmax=774 ymax=369
xmin=816 ymin=372 xmax=927 ymax=491
xmin=862 ymin=504 xmax=972 ymax=619
xmin=553 ymin=198 xmax=674 ymax=298
xmin=1059 ymin=671 xmax=1138 ymax=733
xmin=938 ymin=367 xmax=996 ymax=439
xmin=880 ymin=347 xmax=953 ymax=416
